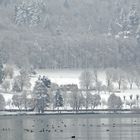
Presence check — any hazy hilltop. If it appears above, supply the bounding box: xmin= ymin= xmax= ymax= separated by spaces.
xmin=0 ymin=0 xmax=140 ymax=69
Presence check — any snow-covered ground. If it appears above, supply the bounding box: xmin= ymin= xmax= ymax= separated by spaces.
xmin=36 ymin=69 xmax=81 ymax=86
xmin=33 ymin=69 xmax=106 ymax=87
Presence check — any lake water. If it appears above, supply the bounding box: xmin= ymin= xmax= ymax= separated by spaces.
xmin=0 ymin=114 xmax=140 ymax=140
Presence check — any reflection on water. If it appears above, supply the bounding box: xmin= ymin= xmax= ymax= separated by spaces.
xmin=0 ymin=114 xmax=140 ymax=140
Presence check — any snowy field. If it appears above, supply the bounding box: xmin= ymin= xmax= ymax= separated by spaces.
xmin=34 ymin=69 xmax=106 ymax=87
xmin=36 ymin=69 xmax=82 ymax=87
xmin=35 ymin=69 xmax=140 ymax=95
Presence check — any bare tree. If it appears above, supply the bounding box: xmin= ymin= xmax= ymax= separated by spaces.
xmin=78 ymin=92 xmax=86 ymax=110
xmin=4 ymin=65 xmax=14 ymax=79
xmin=105 ymin=68 xmax=115 ymax=91
xmin=122 ymin=80 xmax=128 ymax=92
xmin=136 ymin=95 xmax=139 ymax=108
xmin=69 ymin=87 xmax=85 ymax=112
xmin=126 ymin=68 xmax=136 ymax=89
xmin=126 ymin=95 xmax=136 ymax=109
xmin=12 ymin=93 xmax=34 ymax=111
xmin=135 ymin=73 xmax=140 ymax=89
xmin=12 ymin=69 xmax=31 ymax=92
xmin=126 ymin=100 xmax=136 ymax=109
xmin=95 ymin=81 xmax=103 ymax=94
xmin=12 ymin=95 xmax=23 ymax=110
xmin=79 ymin=70 xmax=93 ymax=90
xmin=19 ymin=69 xmax=31 ymax=91
xmin=90 ymin=94 xmax=101 ymax=110
xmin=79 ymin=70 xmax=93 ymax=110
xmin=127 ymin=74 xmax=135 ymax=89
xmin=93 ymin=69 xmax=98 ymax=86
xmin=113 ymin=68 xmax=126 ymax=90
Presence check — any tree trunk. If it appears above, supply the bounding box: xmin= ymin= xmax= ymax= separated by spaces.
xmin=86 ymin=95 xmax=88 ymax=111
xmin=118 ymin=81 xmax=121 ymax=89
xmin=130 ymin=83 xmax=133 ymax=89
xmin=107 ymin=80 xmax=110 ymax=87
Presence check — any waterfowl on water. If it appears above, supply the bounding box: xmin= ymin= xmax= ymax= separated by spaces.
xmin=71 ymin=136 xmax=75 ymax=138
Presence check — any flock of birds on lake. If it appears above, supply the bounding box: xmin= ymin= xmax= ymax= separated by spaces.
xmin=24 ymin=120 xmax=67 ymax=133
xmin=0 ymin=119 xmax=138 ymax=139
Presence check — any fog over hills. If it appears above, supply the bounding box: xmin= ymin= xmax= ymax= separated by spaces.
xmin=0 ymin=0 xmax=140 ymax=70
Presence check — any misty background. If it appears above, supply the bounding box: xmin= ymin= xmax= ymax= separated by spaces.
xmin=0 ymin=0 xmax=140 ymax=70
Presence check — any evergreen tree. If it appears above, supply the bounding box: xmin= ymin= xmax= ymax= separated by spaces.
xmin=116 ymin=5 xmax=139 ymax=39
xmin=33 ymin=79 xmax=50 ymax=113
xmin=15 ymin=0 xmax=46 ymax=26
xmin=128 ymin=5 xmax=139 ymax=27
xmin=33 ymin=79 xmax=48 ymax=96
xmin=54 ymin=89 xmax=63 ymax=111
xmin=41 ymin=76 xmax=51 ymax=88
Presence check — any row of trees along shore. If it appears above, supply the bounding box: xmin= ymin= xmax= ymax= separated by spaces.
xmin=0 ymin=89 xmax=140 ymax=113
xmin=0 ymin=64 xmax=140 ymax=112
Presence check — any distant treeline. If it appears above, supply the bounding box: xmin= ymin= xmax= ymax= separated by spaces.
xmin=0 ymin=0 xmax=140 ymax=69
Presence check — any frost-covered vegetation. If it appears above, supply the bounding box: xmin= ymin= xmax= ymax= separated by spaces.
xmin=0 ymin=65 xmax=140 ymax=112
xmin=0 ymin=0 xmax=140 ymax=69
xmin=0 ymin=0 xmax=140 ymax=113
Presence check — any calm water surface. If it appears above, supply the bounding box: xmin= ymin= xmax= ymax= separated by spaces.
xmin=0 ymin=114 xmax=140 ymax=140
